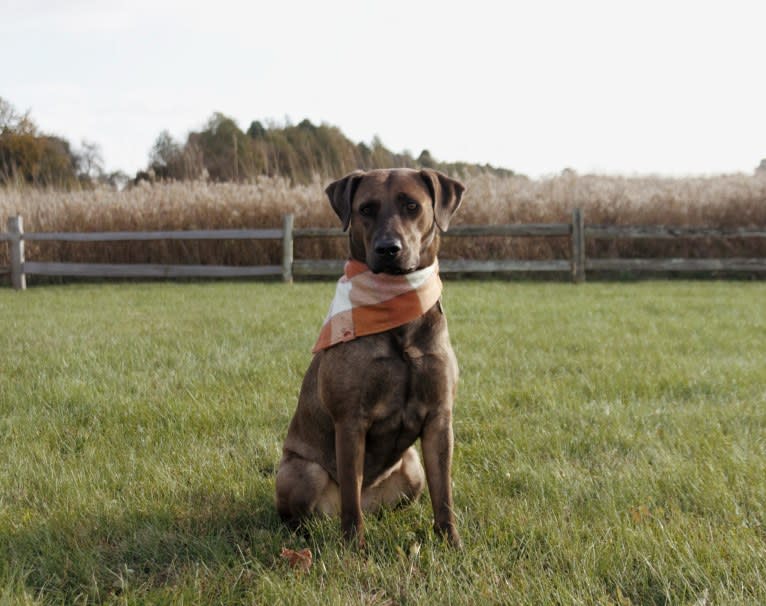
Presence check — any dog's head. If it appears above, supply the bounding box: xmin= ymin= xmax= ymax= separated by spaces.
xmin=325 ymin=168 xmax=465 ymax=274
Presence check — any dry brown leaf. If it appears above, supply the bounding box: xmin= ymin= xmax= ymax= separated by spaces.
xmin=629 ymin=505 xmax=651 ymax=523
xmin=280 ymin=547 xmax=313 ymax=573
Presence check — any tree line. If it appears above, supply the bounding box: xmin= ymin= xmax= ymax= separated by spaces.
xmin=144 ymin=113 xmax=514 ymax=184
xmin=2 ymin=96 xmax=513 ymax=189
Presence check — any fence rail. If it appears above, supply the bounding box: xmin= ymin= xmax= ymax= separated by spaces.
xmin=585 ymin=226 xmax=766 ymax=239
xmin=3 ymin=211 xmax=766 ymax=290
xmin=22 ymin=262 xmax=283 ymax=279
xmin=21 ymin=228 xmax=285 ymax=242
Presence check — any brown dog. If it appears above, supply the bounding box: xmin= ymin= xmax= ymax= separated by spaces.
xmin=276 ymin=168 xmax=465 ymax=547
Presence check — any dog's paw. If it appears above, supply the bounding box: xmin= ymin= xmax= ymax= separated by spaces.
xmin=435 ymin=523 xmax=462 ymax=549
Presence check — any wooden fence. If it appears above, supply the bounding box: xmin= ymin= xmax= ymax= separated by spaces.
xmin=2 ymin=211 xmax=766 ymax=290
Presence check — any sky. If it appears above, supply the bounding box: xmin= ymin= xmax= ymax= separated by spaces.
xmin=2 ymin=0 xmax=765 ymax=178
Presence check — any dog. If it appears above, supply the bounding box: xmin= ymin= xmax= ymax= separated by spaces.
xmin=276 ymin=168 xmax=465 ymax=548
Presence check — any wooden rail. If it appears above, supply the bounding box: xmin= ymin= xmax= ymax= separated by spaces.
xmin=22 ymin=228 xmax=285 ymax=242
xmin=3 ymin=211 xmax=766 ymax=290
xmin=22 ymin=262 xmax=282 ymax=279
xmin=583 ymin=224 xmax=766 ymax=274
xmin=585 ymin=226 xmax=766 ymax=239
xmin=290 ymin=221 xmax=578 ymax=278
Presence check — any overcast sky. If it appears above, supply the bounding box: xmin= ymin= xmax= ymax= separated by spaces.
xmin=3 ymin=0 xmax=765 ymax=178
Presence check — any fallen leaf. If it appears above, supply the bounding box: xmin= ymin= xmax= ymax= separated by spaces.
xmin=280 ymin=547 xmax=313 ymax=573
xmin=630 ymin=505 xmax=651 ymax=524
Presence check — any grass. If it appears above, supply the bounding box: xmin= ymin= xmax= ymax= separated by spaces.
xmin=0 ymin=280 xmax=765 ymax=604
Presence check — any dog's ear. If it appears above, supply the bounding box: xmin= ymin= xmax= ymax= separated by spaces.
xmin=419 ymin=169 xmax=466 ymax=232
xmin=325 ymin=171 xmax=365 ymax=231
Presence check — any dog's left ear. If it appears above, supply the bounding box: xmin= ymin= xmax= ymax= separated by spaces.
xmin=325 ymin=171 xmax=365 ymax=231
xmin=419 ymin=169 xmax=466 ymax=232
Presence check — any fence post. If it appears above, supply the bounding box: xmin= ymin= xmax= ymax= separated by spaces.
xmin=571 ymin=208 xmax=585 ymax=284
xmin=282 ymin=213 xmax=294 ymax=283
xmin=8 ymin=215 xmax=26 ymax=291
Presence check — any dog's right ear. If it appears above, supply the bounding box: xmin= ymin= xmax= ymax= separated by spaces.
xmin=325 ymin=171 xmax=365 ymax=231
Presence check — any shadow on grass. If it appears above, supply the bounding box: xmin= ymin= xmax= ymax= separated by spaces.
xmin=1 ymin=489 xmax=293 ymax=601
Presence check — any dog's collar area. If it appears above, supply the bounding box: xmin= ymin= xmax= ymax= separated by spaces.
xmin=349 ymin=259 xmax=430 ymax=276
xmin=312 ymin=260 xmax=442 ymax=352
xmin=369 ymin=265 xmax=415 ymax=275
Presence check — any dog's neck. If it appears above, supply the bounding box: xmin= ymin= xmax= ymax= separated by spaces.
xmin=312 ymin=260 xmax=443 ymax=352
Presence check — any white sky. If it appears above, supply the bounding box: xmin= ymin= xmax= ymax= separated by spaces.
xmin=2 ymin=0 xmax=765 ymax=178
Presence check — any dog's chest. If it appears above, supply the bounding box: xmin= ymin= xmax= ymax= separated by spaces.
xmin=367 ymin=348 xmax=444 ymax=436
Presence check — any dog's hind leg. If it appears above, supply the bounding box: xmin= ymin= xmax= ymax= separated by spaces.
xmin=362 ymin=447 xmax=426 ymax=512
xmin=276 ymin=453 xmax=340 ymax=525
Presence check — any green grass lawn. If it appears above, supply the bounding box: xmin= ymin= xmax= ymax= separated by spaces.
xmin=1 ymin=280 xmax=765 ymax=605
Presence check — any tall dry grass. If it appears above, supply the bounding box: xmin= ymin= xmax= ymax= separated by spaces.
xmin=1 ymin=172 xmax=765 ymax=270
xmin=445 ymin=171 xmax=766 ymax=262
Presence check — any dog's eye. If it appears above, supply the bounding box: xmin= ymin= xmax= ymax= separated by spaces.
xmin=359 ymin=204 xmax=376 ymax=217
xmin=405 ymin=201 xmax=419 ymax=214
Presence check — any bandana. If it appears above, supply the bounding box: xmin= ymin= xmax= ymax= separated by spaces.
xmin=312 ymin=259 xmax=442 ymax=352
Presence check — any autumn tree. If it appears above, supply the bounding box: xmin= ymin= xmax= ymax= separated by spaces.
xmin=0 ymin=96 xmax=81 ymax=187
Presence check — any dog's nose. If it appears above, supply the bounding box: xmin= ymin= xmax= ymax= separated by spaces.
xmin=374 ymin=238 xmax=402 ymax=257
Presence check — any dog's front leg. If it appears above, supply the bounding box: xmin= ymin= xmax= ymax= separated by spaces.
xmin=335 ymin=421 xmax=366 ymax=548
xmin=422 ymin=410 xmax=461 ymax=547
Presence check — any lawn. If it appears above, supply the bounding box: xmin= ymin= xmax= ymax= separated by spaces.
xmin=1 ymin=280 xmax=764 ymax=604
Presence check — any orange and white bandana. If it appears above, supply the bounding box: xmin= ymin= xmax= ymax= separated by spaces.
xmin=312 ymin=260 xmax=442 ymax=353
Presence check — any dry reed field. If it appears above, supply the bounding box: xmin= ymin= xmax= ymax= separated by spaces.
xmin=2 ymin=172 xmax=765 ymax=271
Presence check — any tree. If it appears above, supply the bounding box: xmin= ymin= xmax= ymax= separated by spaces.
xmin=417 ymin=149 xmax=437 ymax=168
xmin=192 ymin=113 xmax=255 ymax=181
xmin=0 ymin=97 xmax=19 ymax=132
xmin=77 ymin=140 xmax=104 ymax=181
xmin=0 ymin=97 xmax=35 ymax=135
xmin=247 ymin=120 xmax=267 ymax=139
xmin=148 ymin=130 xmax=183 ymax=179
xmin=149 ymin=130 xmax=181 ymax=169
xmin=0 ymin=97 xmax=81 ymax=187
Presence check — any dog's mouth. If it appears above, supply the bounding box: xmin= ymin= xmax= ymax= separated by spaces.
xmin=368 ymin=256 xmax=417 ymax=275
xmin=369 ymin=263 xmax=415 ymax=275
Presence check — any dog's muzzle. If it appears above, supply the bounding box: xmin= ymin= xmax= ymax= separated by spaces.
xmin=370 ymin=236 xmax=408 ymax=273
